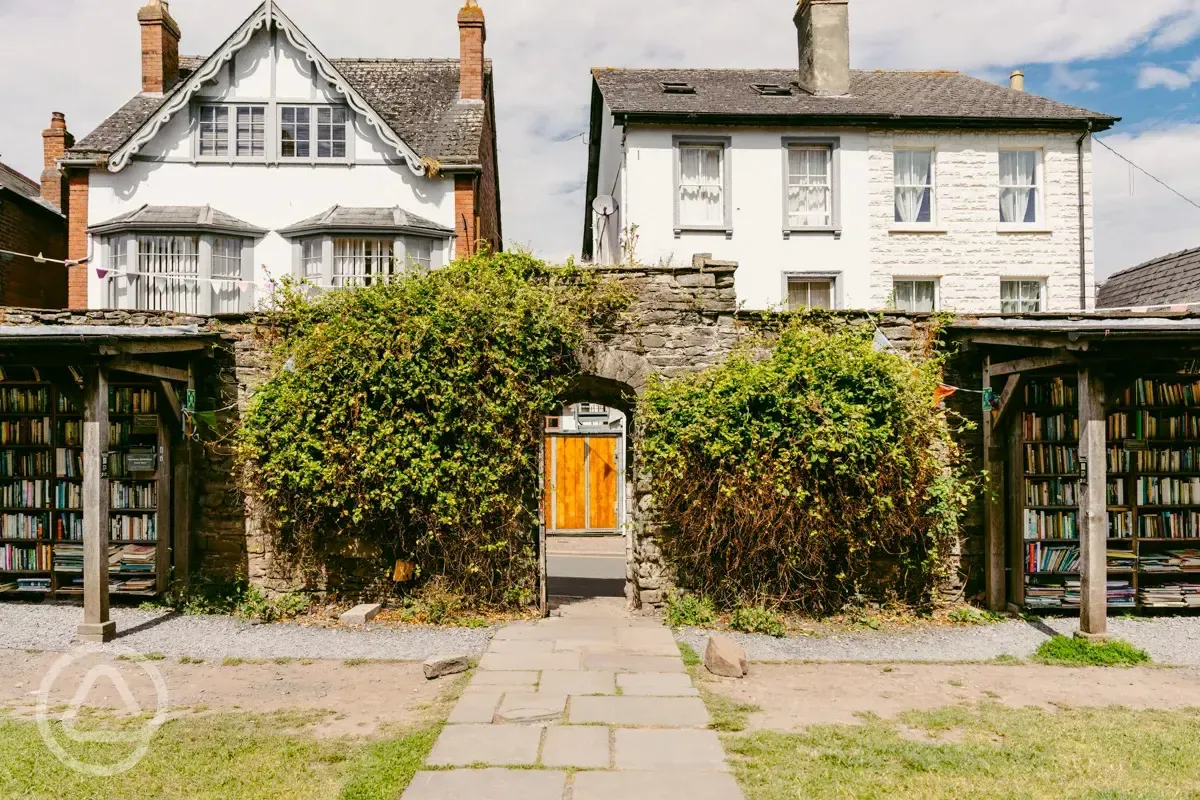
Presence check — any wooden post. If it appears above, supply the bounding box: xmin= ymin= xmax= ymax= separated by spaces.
xmin=156 ymin=417 xmax=172 ymax=595
xmin=983 ymin=356 xmax=1006 ymax=611
xmin=1007 ymin=414 xmax=1025 ymax=609
xmin=1078 ymin=365 xmax=1109 ymax=638
xmin=77 ymin=366 xmax=114 ymax=643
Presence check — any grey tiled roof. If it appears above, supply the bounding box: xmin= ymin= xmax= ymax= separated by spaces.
xmin=88 ymin=205 xmax=267 ymax=235
xmin=592 ymin=68 xmax=1118 ymax=128
xmin=278 ymin=205 xmax=452 ymax=236
xmin=0 ymin=161 xmax=40 ymax=199
xmin=72 ymin=58 xmax=490 ymax=167
xmin=1098 ymin=247 xmax=1200 ymax=309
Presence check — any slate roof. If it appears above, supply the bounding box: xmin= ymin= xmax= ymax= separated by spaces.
xmin=1097 ymin=247 xmax=1200 ymax=309
xmin=278 ymin=205 xmax=453 ymax=237
xmin=0 ymin=160 xmax=64 ymax=217
xmin=592 ymin=68 xmax=1118 ymax=129
xmin=88 ymin=205 xmax=267 ymax=235
xmin=71 ymin=58 xmax=490 ymax=167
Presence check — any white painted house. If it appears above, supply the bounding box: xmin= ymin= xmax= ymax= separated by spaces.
xmin=62 ymin=0 xmax=501 ymax=312
xmin=582 ymin=0 xmax=1119 ymax=313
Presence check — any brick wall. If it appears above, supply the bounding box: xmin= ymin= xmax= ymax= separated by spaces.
xmin=0 ymin=195 xmax=68 ymax=308
xmin=454 ymin=174 xmax=478 ymax=257
xmin=138 ymin=0 xmax=181 ymax=94
xmin=67 ymin=171 xmax=89 ymax=309
xmin=457 ymin=3 xmax=485 ymax=102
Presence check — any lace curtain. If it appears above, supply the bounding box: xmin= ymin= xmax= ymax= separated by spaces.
xmin=678 ymin=145 xmax=724 ymax=226
xmin=788 ymin=147 xmax=831 ymax=227
xmin=894 ymin=150 xmax=933 ymax=223
xmin=1000 ymin=150 xmax=1038 ymax=223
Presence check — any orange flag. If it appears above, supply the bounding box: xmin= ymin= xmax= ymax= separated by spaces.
xmin=933 ymin=384 xmax=958 ymax=406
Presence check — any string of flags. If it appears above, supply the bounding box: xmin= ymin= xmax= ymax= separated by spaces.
xmin=872 ymin=323 xmax=995 ymax=409
xmin=95 ymin=265 xmax=279 ymax=291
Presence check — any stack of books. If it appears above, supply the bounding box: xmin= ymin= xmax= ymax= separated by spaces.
xmin=52 ymin=544 xmax=83 ymax=572
xmin=16 ymin=577 xmax=50 ymax=592
xmin=1027 ymin=543 xmax=1080 ymax=573
xmin=1107 ymin=580 xmax=1136 ymax=607
xmin=1140 ymin=583 xmax=1200 ymax=608
xmin=1107 ymin=550 xmax=1137 ymax=570
xmin=111 ymin=544 xmax=155 ymax=574
xmin=1141 ymin=552 xmax=1185 ymax=572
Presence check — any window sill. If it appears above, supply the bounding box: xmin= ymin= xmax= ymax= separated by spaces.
xmin=675 ymin=226 xmax=733 ymax=239
xmin=889 ymin=225 xmax=948 ymax=235
xmin=997 ymin=225 xmax=1054 ymax=234
xmin=783 ymin=227 xmax=842 ymax=239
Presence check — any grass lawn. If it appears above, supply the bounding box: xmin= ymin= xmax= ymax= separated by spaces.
xmin=0 ymin=710 xmax=440 ymax=800
xmin=725 ymin=704 xmax=1200 ymax=799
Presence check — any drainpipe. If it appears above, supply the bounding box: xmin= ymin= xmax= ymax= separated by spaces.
xmin=1077 ymin=121 xmax=1092 ymax=310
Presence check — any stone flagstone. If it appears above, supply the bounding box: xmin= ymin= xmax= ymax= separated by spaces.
xmin=572 ymin=770 xmax=744 ymax=800
xmin=614 ymin=728 xmax=728 ymax=771
xmin=426 ymin=723 xmax=543 ymax=766
xmin=541 ymin=725 xmax=611 ymax=768
xmin=617 ymin=671 xmax=699 ymax=696
xmin=404 ymin=768 xmax=566 ymax=800
xmin=569 ymin=695 xmax=710 ymax=727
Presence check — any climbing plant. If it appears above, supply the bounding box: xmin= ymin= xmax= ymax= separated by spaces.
xmin=237 ymin=251 xmax=627 ymax=606
xmin=639 ymin=316 xmax=977 ymax=614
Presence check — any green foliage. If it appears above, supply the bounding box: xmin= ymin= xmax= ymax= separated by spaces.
xmin=664 ymin=591 xmax=718 ymax=628
xmin=165 ymin=573 xmax=309 ymax=622
xmin=640 ymin=316 xmax=977 ymax=614
xmin=700 ymin=689 xmax=761 ymax=732
xmin=730 ymin=605 xmax=787 ymax=637
xmin=677 ymin=641 xmax=702 ymax=667
xmin=234 ymin=584 xmax=312 ymax=623
xmin=1032 ymin=636 xmax=1151 ymax=667
xmin=947 ymin=605 xmax=1005 ymax=625
xmin=238 ymin=251 xmax=627 ymax=606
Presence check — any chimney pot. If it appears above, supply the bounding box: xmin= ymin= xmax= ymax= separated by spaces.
xmin=139 ymin=0 xmax=182 ymax=94
xmin=1010 ymin=70 xmax=1025 ymax=92
xmin=41 ymin=113 xmax=74 ymax=211
xmin=795 ymin=0 xmax=851 ymax=97
xmin=458 ymin=1 xmax=486 ymax=102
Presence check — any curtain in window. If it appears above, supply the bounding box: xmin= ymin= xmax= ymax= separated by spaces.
xmin=1001 ymin=280 xmax=1041 ymax=313
xmin=999 ymin=151 xmax=1038 ymax=223
xmin=788 ymin=147 xmax=831 ymax=227
xmin=678 ymin=145 xmax=723 ymax=226
xmin=894 ymin=150 xmax=933 ymax=223
xmin=333 ymin=239 xmax=395 ymax=287
xmin=788 ymin=279 xmax=832 ymax=311
xmin=136 ymin=236 xmax=200 ymax=313
xmin=895 ymin=280 xmax=935 ymax=312
xmin=211 ymin=237 xmax=243 ymax=313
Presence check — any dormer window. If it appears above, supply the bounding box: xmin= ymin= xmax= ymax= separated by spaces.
xmin=193 ymin=104 xmax=351 ymax=163
xmin=660 ymin=81 xmax=695 ymax=94
xmin=198 ymin=104 xmax=266 ymax=159
xmin=280 ymin=106 xmax=350 ymax=161
xmin=752 ymin=83 xmax=793 ymax=96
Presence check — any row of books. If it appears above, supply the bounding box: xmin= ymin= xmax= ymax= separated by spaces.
xmin=52 ymin=544 xmax=156 ymax=573
xmin=1140 ymin=584 xmax=1200 ymax=608
xmin=0 ymin=418 xmax=51 ymax=445
xmin=1027 ymin=543 xmax=1080 ymax=573
xmin=1025 ymin=478 xmax=1078 ymax=506
xmin=1120 ymin=378 xmax=1200 ymax=408
xmin=1026 ymin=378 xmax=1076 ymax=408
xmin=59 ymin=575 xmax=156 ymax=593
xmin=55 ymin=448 xmax=83 ymax=478
xmin=0 ymin=450 xmax=52 ymax=478
xmin=1025 ymin=444 xmax=1079 ymax=474
xmin=0 ymin=543 xmax=50 ymax=570
xmin=1139 ymin=550 xmax=1200 ymax=572
xmin=0 ymin=577 xmax=50 ymax=592
xmin=1109 ymin=411 xmax=1200 ymax=441
xmin=0 ymin=513 xmax=48 ymax=540
xmin=57 ymin=513 xmax=82 ymax=541
xmin=0 ymin=479 xmax=51 ymax=509
xmin=1024 ymin=580 xmax=1136 ymax=609
xmin=1024 ymin=509 xmax=1079 ymax=540
xmin=1112 ymin=445 xmax=1200 ymax=473
xmin=110 ymin=388 xmax=157 ymax=414
xmin=56 ymin=482 xmax=81 ymax=509
xmin=110 ymin=482 xmax=155 ymax=510
xmin=0 ymin=388 xmax=49 ymax=414
xmin=1136 ymin=477 xmax=1200 ymax=506
xmin=112 ymin=514 xmax=156 ymax=542
xmin=1110 ymin=511 xmax=1134 ymax=539
xmin=1108 ymin=550 xmax=1137 ymax=570
xmin=1139 ymin=511 xmax=1200 ymax=539
xmin=1022 ymin=413 xmax=1079 ymax=443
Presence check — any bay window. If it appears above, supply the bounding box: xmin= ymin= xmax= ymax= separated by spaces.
xmin=301 ymin=239 xmax=324 ymax=282
xmin=333 ymin=238 xmax=396 ymax=287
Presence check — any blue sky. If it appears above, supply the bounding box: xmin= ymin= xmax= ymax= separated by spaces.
xmin=1 ymin=0 xmax=1198 ymax=281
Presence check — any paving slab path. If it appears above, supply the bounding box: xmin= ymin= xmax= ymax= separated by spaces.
xmin=403 ymin=597 xmax=744 ymax=800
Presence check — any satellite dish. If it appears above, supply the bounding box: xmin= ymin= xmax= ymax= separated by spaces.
xmin=593 ymin=195 xmax=617 ymax=217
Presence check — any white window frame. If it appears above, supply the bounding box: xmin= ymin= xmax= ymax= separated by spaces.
xmin=783 ymin=273 xmax=840 ymax=311
xmin=998 ymin=147 xmax=1046 ymax=230
xmin=1000 ymin=278 xmax=1045 ymax=313
xmin=673 ymin=136 xmax=732 ymax=236
xmin=101 ymin=232 xmax=255 ymax=314
xmin=332 ymin=238 xmax=397 ymax=287
xmin=891 ymin=147 xmax=938 ymax=230
xmin=782 ymin=137 xmax=840 ymax=236
xmin=279 ymin=104 xmax=353 ymax=164
xmin=291 ymin=234 xmax=448 ymax=286
xmin=891 ymin=278 xmax=940 ymax=313
xmin=195 ymin=104 xmax=267 ymax=163
xmin=300 ymin=238 xmax=324 ymax=283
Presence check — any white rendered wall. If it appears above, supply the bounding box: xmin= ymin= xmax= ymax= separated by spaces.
xmin=606 ymin=124 xmax=1093 ymax=312
xmin=592 ymin=100 xmax=624 ymax=265
xmin=86 ymin=24 xmax=455 ymax=307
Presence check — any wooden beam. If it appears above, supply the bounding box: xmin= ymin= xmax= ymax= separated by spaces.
xmin=1077 ymin=366 xmax=1109 ymax=638
xmin=77 ymin=366 xmax=114 ymax=643
xmin=109 ymin=358 xmax=190 ymax=383
xmin=100 ymin=340 xmax=209 ymax=356
xmin=1007 ymin=413 xmax=1025 ymax=607
xmin=989 ymin=352 xmax=1077 ymax=378
xmin=959 ymin=333 xmax=1068 ymax=349
xmin=159 ymin=380 xmax=183 ymax=431
xmin=992 ymin=374 xmax=1025 ymax=432
xmin=983 ymin=356 xmax=1007 ymax=611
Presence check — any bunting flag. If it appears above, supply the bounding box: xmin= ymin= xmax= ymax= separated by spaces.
xmin=95 ymin=267 xmax=109 ymax=280
xmin=983 ymin=386 xmax=1001 ymax=411
xmin=237 ymin=281 xmax=250 ymax=291
xmin=932 ymin=384 xmax=958 ymax=406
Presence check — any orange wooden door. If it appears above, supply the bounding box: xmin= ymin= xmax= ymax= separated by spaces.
xmin=554 ymin=437 xmax=587 ymax=530
xmin=588 ymin=437 xmax=618 ymax=530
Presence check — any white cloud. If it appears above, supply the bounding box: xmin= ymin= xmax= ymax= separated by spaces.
xmin=1094 ymin=124 xmax=1200 ymax=281
xmin=1150 ymin=8 xmax=1200 ymax=49
xmin=2 ymin=0 xmax=1199 ymax=263
xmin=1136 ymin=58 xmax=1200 ymax=89
xmin=1048 ymin=64 xmax=1101 ymax=92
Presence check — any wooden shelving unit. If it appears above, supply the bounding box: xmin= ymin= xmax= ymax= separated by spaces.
xmin=0 ymin=369 xmax=169 ymax=599
xmin=1016 ymin=373 xmax=1200 ymax=611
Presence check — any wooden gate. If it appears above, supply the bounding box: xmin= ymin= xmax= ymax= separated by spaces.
xmin=543 ymin=434 xmax=620 ymax=533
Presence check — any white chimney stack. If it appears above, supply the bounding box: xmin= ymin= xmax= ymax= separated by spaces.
xmin=795 ymin=0 xmax=851 ymax=97
xmin=1010 ymin=70 xmax=1025 ymax=92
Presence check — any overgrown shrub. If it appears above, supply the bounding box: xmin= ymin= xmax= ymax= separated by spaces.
xmin=640 ymin=316 xmax=976 ymax=614
xmin=729 ymin=605 xmax=787 ymax=637
xmin=1032 ymin=635 xmax=1150 ymax=667
xmin=664 ymin=591 xmax=717 ymax=628
xmin=238 ymin=252 xmax=626 ymax=607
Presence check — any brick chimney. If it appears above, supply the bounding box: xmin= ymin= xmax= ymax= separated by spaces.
xmin=795 ymin=0 xmax=851 ymax=97
xmin=138 ymin=0 xmax=181 ymax=94
xmin=458 ymin=0 xmax=486 ymax=101
xmin=41 ymin=112 xmax=74 ymax=212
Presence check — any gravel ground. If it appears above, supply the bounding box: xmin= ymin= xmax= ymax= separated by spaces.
xmin=0 ymin=604 xmax=493 ymax=661
xmin=677 ymin=616 xmax=1200 ymax=666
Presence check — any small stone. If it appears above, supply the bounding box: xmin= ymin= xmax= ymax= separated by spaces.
xmin=423 ymin=653 xmax=469 ymax=679
xmin=338 ymin=603 xmax=381 ymax=626
xmin=704 ymin=635 xmax=748 ymax=678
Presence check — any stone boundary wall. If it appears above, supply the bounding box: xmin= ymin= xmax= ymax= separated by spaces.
xmin=0 ymin=261 xmax=988 ymax=605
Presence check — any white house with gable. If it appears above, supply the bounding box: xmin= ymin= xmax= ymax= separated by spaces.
xmin=582 ymin=0 xmax=1119 ymax=313
xmin=61 ymin=0 xmax=501 ymax=312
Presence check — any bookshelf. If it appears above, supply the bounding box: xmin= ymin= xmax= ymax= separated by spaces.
xmin=1017 ymin=373 xmax=1200 ymax=612
xmin=0 ymin=368 xmax=168 ymax=599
